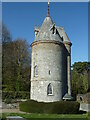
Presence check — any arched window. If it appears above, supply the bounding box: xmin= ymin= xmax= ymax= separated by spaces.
xmin=49 ymin=70 xmax=51 ymax=75
xmin=34 ymin=65 xmax=38 ymax=76
xmin=47 ymin=83 xmax=53 ymax=95
xmin=80 ymin=96 xmax=83 ymax=101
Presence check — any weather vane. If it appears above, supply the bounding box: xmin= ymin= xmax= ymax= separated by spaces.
xmin=48 ymin=0 xmax=50 ymax=5
xmin=47 ymin=0 xmax=50 ymax=17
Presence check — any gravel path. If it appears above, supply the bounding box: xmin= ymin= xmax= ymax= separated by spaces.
xmin=2 ymin=109 xmax=26 ymax=114
xmin=2 ymin=109 xmax=19 ymax=113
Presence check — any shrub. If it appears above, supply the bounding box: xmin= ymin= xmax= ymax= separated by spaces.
xmin=2 ymin=91 xmax=30 ymax=102
xmin=19 ymin=100 xmax=80 ymax=114
xmin=4 ymin=98 xmax=12 ymax=104
xmin=88 ymin=112 xmax=90 ymax=116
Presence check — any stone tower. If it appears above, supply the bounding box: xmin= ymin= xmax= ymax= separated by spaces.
xmin=30 ymin=3 xmax=72 ymax=102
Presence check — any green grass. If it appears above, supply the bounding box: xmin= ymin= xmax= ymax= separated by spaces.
xmin=2 ymin=112 xmax=90 ymax=120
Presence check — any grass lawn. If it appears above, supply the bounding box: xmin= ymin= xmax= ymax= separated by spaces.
xmin=2 ymin=112 xmax=90 ymax=120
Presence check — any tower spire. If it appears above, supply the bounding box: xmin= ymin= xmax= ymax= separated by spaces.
xmin=47 ymin=0 xmax=50 ymax=17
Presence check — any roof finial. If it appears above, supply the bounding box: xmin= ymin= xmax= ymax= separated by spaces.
xmin=47 ymin=0 xmax=50 ymax=17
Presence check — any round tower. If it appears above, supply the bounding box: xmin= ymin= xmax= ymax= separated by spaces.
xmin=30 ymin=3 xmax=72 ymax=102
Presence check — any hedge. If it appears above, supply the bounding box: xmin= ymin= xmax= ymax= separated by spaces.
xmin=19 ymin=100 xmax=80 ymax=114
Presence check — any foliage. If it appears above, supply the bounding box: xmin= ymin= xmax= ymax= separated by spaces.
xmin=71 ymin=62 xmax=89 ymax=97
xmin=2 ymin=24 xmax=12 ymax=44
xmin=2 ymin=25 xmax=31 ymax=96
xmin=19 ymin=100 xmax=80 ymax=114
xmin=2 ymin=91 xmax=30 ymax=102
xmin=72 ymin=62 xmax=89 ymax=75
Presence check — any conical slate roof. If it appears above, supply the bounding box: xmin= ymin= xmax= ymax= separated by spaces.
xmin=33 ymin=4 xmax=71 ymax=44
xmin=56 ymin=26 xmax=71 ymax=43
xmin=34 ymin=16 xmax=63 ymax=43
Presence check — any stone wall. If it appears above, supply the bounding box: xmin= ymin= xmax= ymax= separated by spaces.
xmin=80 ymin=103 xmax=90 ymax=112
xmin=77 ymin=94 xmax=90 ymax=103
xmin=31 ymin=80 xmax=63 ymax=102
xmin=31 ymin=41 xmax=68 ymax=102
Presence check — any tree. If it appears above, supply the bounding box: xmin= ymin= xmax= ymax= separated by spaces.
xmin=71 ymin=62 xmax=89 ymax=96
xmin=2 ymin=39 xmax=31 ymax=92
xmin=9 ymin=39 xmax=31 ymax=92
xmin=2 ymin=24 xmax=12 ymax=44
xmin=2 ymin=25 xmax=31 ymax=94
xmin=2 ymin=24 xmax=12 ymax=91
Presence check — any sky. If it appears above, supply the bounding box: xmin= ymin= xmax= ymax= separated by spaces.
xmin=2 ymin=2 xmax=88 ymax=65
